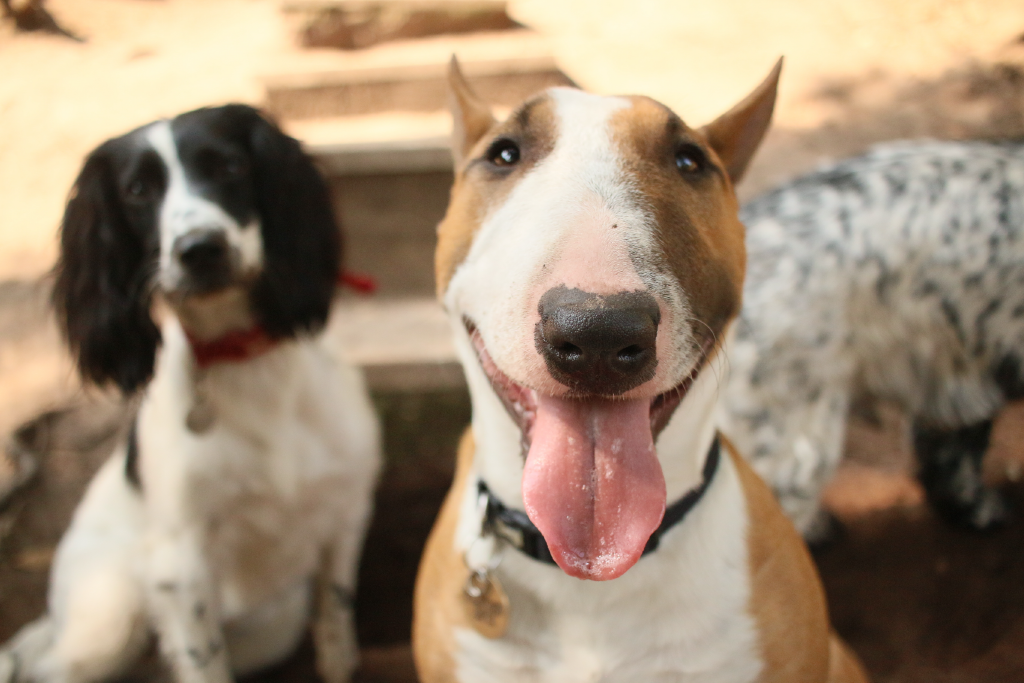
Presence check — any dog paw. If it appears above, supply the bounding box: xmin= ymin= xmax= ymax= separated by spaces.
xmin=315 ymin=645 xmax=356 ymax=683
xmin=959 ymin=487 xmax=1010 ymax=531
xmin=926 ymin=471 xmax=1011 ymax=530
xmin=314 ymin=618 xmax=357 ymax=683
xmin=913 ymin=420 xmax=1010 ymax=530
xmin=922 ymin=448 xmax=1010 ymax=530
xmin=0 ymin=652 xmax=16 ymax=683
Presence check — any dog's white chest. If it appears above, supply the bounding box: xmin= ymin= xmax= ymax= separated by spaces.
xmin=205 ymin=472 xmax=345 ymax=615
xmin=452 ymin=456 xmax=763 ymax=683
xmin=138 ymin=330 xmax=379 ymax=617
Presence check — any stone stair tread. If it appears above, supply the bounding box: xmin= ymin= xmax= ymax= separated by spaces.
xmin=282 ymin=0 xmax=507 ymax=12
xmin=289 ymin=108 xmax=505 ymax=173
xmin=329 ymin=297 xmax=453 ymax=366
xmin=261 ymin=28 xmax=555 ymax=89
xmin=262 ymin=29 xmax=571 ymax=120
xmin=288 ymin=111 xmax=453 ymax=174
xmin=326 ymin=297 xmax=464 ymax=391
xmin=289 ymin=111 xmax=450 ymax=145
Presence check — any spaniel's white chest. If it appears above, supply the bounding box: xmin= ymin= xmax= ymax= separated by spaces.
xmin=138 ymin=331 xmax=379 ymax=616
xmin=205 ymin=472 xmax=348 ymax=616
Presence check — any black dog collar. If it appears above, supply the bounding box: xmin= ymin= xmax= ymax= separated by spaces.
xmin=477 ymin=435 xmax=722 ymax=565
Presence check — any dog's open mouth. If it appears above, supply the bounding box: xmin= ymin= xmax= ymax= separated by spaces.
xmin=467 ymin=321 xmax=707 ymax=581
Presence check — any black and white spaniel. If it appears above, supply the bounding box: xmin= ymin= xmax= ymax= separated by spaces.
xmin=0 ymin=105 xmax=380 ymax=683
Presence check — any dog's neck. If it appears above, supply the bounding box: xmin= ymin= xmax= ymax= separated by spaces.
xmin=171 ymin=287 xmax=256 ymax=340
xmin=151 ymin=315 xmax=300 ymax=438
xmin=166 ymin=287 xmax=279 ymax=368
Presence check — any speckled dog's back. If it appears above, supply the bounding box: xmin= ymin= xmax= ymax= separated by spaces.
xmin=723 ymin=140 xmax=1024 ymax=536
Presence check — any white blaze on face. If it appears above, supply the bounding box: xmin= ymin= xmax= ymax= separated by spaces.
xmin=145 ymin=121 xmax=263 ymax=292
xmin=445 ymin=89 xmax=710 ymax=580
xmin=445 ymin=88 xmax=695 ymax=399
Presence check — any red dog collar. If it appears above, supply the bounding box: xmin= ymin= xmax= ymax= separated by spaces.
xmin=338 ymin=271 xmax=377 ymax=294
xmin=186 ymin=326 xmax=277 ymax=369
xmin=184 ymin=271 xmax=376 ymax=368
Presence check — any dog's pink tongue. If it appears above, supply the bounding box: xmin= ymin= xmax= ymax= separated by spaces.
xmin=522 ymin=395 xmax=665 ymax=581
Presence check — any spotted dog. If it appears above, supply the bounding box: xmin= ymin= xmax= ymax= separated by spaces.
xmin=412 ymin=58 xmax=868 ymax=683
xmin=722 ymin=139 xmax=1024 ymax=538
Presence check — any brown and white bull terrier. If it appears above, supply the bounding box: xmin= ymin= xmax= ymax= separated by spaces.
xmin=413 ymin=58 xmax=869 ymax=683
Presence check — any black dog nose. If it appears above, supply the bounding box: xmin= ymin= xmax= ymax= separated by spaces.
xmin=173 ymin=230 xmax=229 ymax=273
xmin=536 ymin=286 xmax=660 ymax=395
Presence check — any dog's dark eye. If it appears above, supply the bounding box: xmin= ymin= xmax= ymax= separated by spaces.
xmin=675 ymin=144 xmax=707 ymax=174
xmin=125 ymin=178 xmax=156 ymax=203
xmin=486 ymin=139 xmax=520 ymax=167
xmin=198 ymin=151 xmax=247 ymax=180
xmin=222 ymin=157 xmax=246 ymax=177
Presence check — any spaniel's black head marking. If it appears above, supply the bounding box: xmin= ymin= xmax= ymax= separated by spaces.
xmin=52 ymin=104 xmax=341 ymax=394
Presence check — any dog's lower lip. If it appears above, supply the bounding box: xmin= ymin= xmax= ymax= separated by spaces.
xmin=465 ymin=320 xmax=702 ymax=447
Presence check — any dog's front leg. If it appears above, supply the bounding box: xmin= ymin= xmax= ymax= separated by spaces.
xmin=312 ymin=546 xmax=359 ymax=683
xmin=145 ymin=530 xmax=231 ymax=683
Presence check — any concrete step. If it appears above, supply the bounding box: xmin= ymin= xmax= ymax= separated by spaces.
xmin=327 ymin=296 xmax=463 ymax=391
xmin=262 ymin=28 xmax=572 ymax=120
xmin=288 ymin=110 xmax=453 ymax=175
xmin=282 ymin=0 xmax=518 ymax=51
xmin=285 ymin=113 xmax=462 ymax=299
xmin=328 ymin=165 xmax=452 ymax=299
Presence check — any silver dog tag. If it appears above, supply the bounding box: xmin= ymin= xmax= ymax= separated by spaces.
xmin=462 ymin=568 xmax=509 ymax=639
xmin=186 ymin=399 xmax=216 ymax=434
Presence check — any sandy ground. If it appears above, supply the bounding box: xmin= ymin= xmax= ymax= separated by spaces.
xmin=512 ymin=0 xmax=1024 ymax=197
xmin=514 ymin=0 xmax=1024 ymax=124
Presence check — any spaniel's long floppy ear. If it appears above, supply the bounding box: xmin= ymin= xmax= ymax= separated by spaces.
xmin=700 ymin=58 xmax=783 ymax=185
xmin=240 ymin=106 xmax=340 ymax=338
xmin=52 ymin=147 xmax=161 ymax=394
xmin=448 ymin=56 xmax=496 ymax=167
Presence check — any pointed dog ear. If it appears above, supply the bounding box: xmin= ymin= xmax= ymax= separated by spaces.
xmin=52 ymin=148 xmax=161 ymax=394
xmin=700 ymin=57 xmax=782 ymax=184
xmin=447 ymin=55 xmax=496 ymax=167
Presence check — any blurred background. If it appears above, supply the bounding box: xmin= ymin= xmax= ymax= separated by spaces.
xmin=2 ymin=1 xmax=1024 ymax=681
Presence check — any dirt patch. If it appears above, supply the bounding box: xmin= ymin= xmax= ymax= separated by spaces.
xmin=745 ymin=55 xmax=1024 ymax=201
xmin=819 ymin=489 xmax=1024 ymax=683
xmin=0 ymin=393 xmax=127 ymax=635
